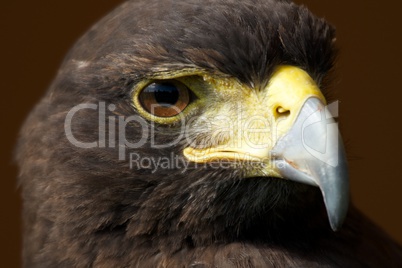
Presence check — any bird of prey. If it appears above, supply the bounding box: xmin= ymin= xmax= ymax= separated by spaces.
xmin=16 ymin=0 xmax=402 ymax=267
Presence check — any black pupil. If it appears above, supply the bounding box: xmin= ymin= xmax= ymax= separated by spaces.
xmin=151 ymin=83 xmax=179 ymax=107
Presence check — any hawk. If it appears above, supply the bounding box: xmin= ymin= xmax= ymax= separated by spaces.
xmin=16 ymin=0 xmax=402 ymax=266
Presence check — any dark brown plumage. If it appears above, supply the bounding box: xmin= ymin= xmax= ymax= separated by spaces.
xmin=16 ymin=0 xmax=402 ymax=267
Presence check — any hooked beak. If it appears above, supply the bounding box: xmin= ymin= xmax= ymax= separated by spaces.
xmin=271 ymin=97 xmax=349 ymax=231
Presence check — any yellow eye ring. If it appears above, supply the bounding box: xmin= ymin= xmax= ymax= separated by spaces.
xmin=133 ymin=78 xmax=202 ymax=124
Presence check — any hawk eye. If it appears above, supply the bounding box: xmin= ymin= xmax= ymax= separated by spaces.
xmin=139 ymin=80 xmax=191 ymax=117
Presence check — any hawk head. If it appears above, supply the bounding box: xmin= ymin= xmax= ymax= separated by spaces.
xmin=17 ymin=0 xmax=349 ymax=265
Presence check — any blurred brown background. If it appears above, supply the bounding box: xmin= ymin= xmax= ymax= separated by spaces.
xmin=2 ymin=0 xmax=402 ymax=267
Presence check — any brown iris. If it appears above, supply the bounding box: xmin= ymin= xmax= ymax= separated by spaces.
xmin=139 ymin=80 xmax=191 ymax=117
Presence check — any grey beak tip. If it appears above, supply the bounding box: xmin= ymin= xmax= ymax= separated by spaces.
xmin=325 ymin=183 xmax=350 ymax=232
xmin=328 ymin=210 xmax=346 ymax=231
xmin=331 ymin=224 xmax=341 ymax=232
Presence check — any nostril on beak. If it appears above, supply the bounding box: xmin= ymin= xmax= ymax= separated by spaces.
xmin=275 ymin=106 xmax=291 ymax=118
